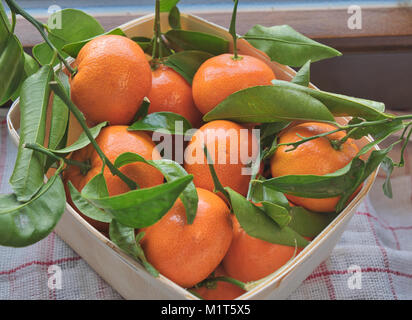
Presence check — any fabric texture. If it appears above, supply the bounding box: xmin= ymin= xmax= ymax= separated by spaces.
xmin=0 ymin=114 xmax=411 ymax=300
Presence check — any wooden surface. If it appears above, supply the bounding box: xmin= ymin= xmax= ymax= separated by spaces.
xmin=12 ymin=6 xmax=412 ymax=48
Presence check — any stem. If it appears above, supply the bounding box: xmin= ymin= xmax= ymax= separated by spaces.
xmin=151 ymin=0 xmax=162 ymax=60
xmin=196 ymin=276 xmax=247 ymax=291
xmin=229 ymin=0 xmax=240 ymax=60
xmin=5 ymin=0 xmax=76 ymax=76
xmin=24 ymin=143 xmax=91 ymax=173
xmin=280 ymin=116 xmax=411 ymax=153
xmin=396 ymin=123 xmax=412 ymax=167
xmin=281 ymin=128 xmax=342 ymax=152
xmin=11 ymin=10 xmax=16 ymax=33
xmin=49 ymin=81 xmax=138 ymax=190
xmin=330 ymin=127 xmax=359 ymax=150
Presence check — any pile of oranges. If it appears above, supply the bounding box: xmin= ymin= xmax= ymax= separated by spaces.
xmin=64 ymin=35 xmax=360 ymax=300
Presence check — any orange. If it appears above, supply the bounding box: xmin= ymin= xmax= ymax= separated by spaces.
xmin=192 ymin=265 xmax=246 ymax=300
xmin=184 ymin=120 xmax=259 ymax=197
xmin=147 ymin=65 xmax=202 ymax=127
xmin=141 ymin=188 xmax=233 ymax=288
xmin=192 ymin=53 xmax=276 ymax=115
xmin=63 ymin=125 xmax=164 ymax=233
xmin=223 ymin=215 xmax=304 ymax=283
xmin=71 ymin=35 xmax=152 ymax=125
xmin=270 ymin=122 xmax=360 ymax=213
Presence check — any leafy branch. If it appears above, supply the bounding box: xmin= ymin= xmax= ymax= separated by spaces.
xmin=5 ymin=0 xmax=76 ymax=75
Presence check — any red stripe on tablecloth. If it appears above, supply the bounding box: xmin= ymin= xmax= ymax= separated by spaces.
xmin=319 ymin=262 xmax=336 ymax=300
xmin=364 ymin=201 xmax=398 ymax=299
xmin=0 ymin=257 xmax=81 ymax=276
xmin=0 ymin=119 xmax=8 ymax=187
xmin=306 ymin=267 xmax=412 ymax=281
xmin=357 ymin=211 xmax=402 ymax=250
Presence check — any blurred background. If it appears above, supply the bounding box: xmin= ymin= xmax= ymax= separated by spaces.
xmin=1 ymin=0 xmax=412 ymax=113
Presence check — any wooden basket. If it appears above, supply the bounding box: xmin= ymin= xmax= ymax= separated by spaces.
xmin=6 ymin=13 xmax=378 ymax=300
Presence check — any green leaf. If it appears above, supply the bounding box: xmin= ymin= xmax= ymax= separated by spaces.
xmin=347 ymin=117 xmax=404 ymax=141
xmin=163 ymin=50 xmax=214 ymax=84
xmin=165 ymin=29 xmax=229 ymax=56
xmin=68 ymin=181 xmax=112 ymax=223
xmin=259 ymin=122 xmax=291 ymax=160
xmin=82 ymin=175 xmax=193 ymax=228
xmin=32 ymin=9 xmax=104 ymax=65
xmin=9 ymin=66 xmax=53 ymax=201
xmin=291 ymin=60 xmax=311 ymax=87
xmin=62 ymin=28 xmax=126 ymax=58
xmin=226 ymin=188 xmax=309 ymax=247
xmin=272 ymin=80 xmax=387 ymax=120
xmin=128 ymin=112 xmax=192 ymax=135
xmin=0 ymin=172 xmax=65 ymax=247
xmin=244 ymin=25 xmax=341 ymax=67
xmin=168 ymin=5 xmax=181 ymax=29
xmin=288 ymin=206 xmax=338 ymax=238
xmin=261 ymin=201 xmax=291 ymax=228
xmin=10 ymin=52 xmax=40 ymax=101
xmin=381 ymin=157 xmax=394 ymax=199
xmin=160 ymin=0 xmax=180 ymax=12
xmin=132 ymin=97 xmax=151 ymax=123
xmin=0 ymin=2 xmax=10 ymax=51
xmin=48 ymin=71 xmax=70 ymax=150
xmin=109 ymin=220 xmax=159 ymax=277
xmin=149 ymin=159 xmax=198 ymax=225
xmin=49 ymin=121 xmax=108 ymax=154
xmin=249 ymin=180 xmax=290 ymax=208
xmin=0 ymin=34 xmax=24 ymax=104
xmin=81 ymin=173 xmax=109 ymax=199
xmin=336 ymin=146 xmax=393 ymax=212
xmin=113 ymin=152 xmax=198 ymax=224
xmin=203 ymin=85 xmax=335 ymax=123
xmin=263 ymin=158 xmax=366 ymax=199
xmin=131 ymin=36 xmax=152 ymax=53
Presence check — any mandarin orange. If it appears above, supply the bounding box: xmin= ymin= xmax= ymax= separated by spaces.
xmin=192 ymin=53 xmax=275 ymax=115
xmin=184 ymin=120 xmax=259 ymax=197
xmin=270 ymin=122 xmax=360 ymax=212
xmin=223 ymin=214 xmax=304 ymax=283
xmin=147 ymin=65 xmax=202 ymax=127
xmin=71 ymin=35 xmax=152 ymax=125
xmin=141 ymin=188 xmax=233 ymax=288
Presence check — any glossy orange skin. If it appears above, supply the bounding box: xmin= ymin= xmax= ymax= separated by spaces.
xmin=71 ymin=35 xmax=152 ymax=125
xmin=147 ymin=65 xmax=202 ymax=128
xmin=63 ymin=126 xmax=164 ymax=233
xmin=184 ymin=120 xmax=259 ymax=197
xmin=192 ymin=265 xmax=246 ymax=300
xmin=270 ymin=122 xmax=360 ymax=213
xmin=192 ymin=54 xmax=276 ymax=115
xmin=223 ymin=215 xmax=304 ymax=283
xmin=141 ymin=188 xmax=233 ymax=288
